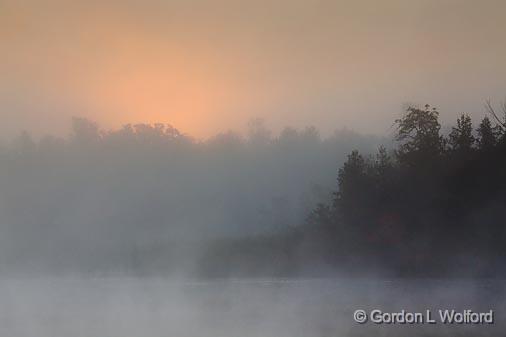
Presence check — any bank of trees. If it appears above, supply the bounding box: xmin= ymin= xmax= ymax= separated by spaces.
xmin=303 ymin=103 xmax=506 ymax=276
xmin=1 ymin=103 xmax=505 ymax=277
xmin=0 ymin=118 xmax=380 ymax=275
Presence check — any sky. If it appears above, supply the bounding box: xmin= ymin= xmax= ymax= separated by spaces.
xmin=1 ymin=0 xmax=505 ymax=139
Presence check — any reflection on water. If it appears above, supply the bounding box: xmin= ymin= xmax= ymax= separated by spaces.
xmin=0 ymin=278 xmax=504 ymax=337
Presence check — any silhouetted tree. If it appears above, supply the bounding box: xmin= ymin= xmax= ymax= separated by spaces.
xmin=395 ymin=104 xmax=444 ymax=166
xmin=476 ymin=116 xmax=500 ymax=150
xmin=335 ymin=151 xmax=368 ymax=210
xmin=485 ymin=99 xmax=506 ymax=129
xmin=373 ymin=146 xmax=393 ymax=177
xmin=448 ymin=113 xmax=475 ymax=154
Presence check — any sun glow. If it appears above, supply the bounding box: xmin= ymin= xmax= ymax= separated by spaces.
xmin=0 ymin=4 xmax=247 ymax=138
xmin=90 ymin=59 xmax=233 ymax=136
xmin=73 ymin=32 xmax=240 ymax=137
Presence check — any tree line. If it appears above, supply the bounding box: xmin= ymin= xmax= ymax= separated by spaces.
xmin=303 ymin=103 xmax=506 ymax=276
xmin=1 ymin=103 xmax=504 ymax=277
xmin=202 ymin=103 xmax=506 ymax=277
xmin=0 ymin=117 xmax=380 ymax=275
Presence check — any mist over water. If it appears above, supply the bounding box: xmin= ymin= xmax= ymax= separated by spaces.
xmin=1 ymin=118 xmax=505 ymax=337
xmin=0 ymin=277 xmax=504 ymax=337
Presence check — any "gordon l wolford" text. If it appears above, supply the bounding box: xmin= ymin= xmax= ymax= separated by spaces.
xmin=355 ymin=309 xmax=494 ymax=324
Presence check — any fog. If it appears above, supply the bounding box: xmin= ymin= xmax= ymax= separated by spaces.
xmin=2 ymin=0 xmax=506 ymax=334
xmin=2 ymin=117 xmax=505 ymax=337
xmin=0 ymin=118 xmax=383 ymax=274
xmin=0 ymin=277 xmax=504 ymax=337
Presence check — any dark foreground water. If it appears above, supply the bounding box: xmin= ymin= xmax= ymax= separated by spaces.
xmin=0 ymin=277 xmax=504 ymax=337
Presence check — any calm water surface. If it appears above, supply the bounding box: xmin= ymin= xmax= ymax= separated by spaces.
xmin=0 ymin=278 xmax=504 ymax=337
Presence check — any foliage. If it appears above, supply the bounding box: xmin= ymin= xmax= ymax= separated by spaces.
xmin=448 ymin=113 xmax=475 ymax=154
xmin=395 ymin=104 xmax=444 ymax=166
xmin=305 ymin=104 xmax=506 ymax=276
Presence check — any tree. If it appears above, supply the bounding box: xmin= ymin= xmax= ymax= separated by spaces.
xmin=336 ymin=151 xmax=366 ymax=196
xmin=334 ymin=150 xmax=371 ymax=215
xmin=71 ymin=117 xmax=101 ymax=146
xmin=485 ymin=99 xmax=506 ymax=129
xmin=395 ymin=104 xmax=444 ymax=166
xmin=448 ymin=114 xmax=475 ymax=154
xmin=485 ymin=100 xmax=506 ymax=143
xmin=476 ymin=116 xmax=500 ymax=150
xmin=247 ymin=118 xmax=271 ymax=146
xmin=373 ymin=146 xmax=392 ymax=177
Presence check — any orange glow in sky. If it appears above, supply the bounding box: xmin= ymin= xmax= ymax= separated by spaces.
xmin=80 ymin=37 xmax=239 ymax=137
xmin=1 ymin=0 xmax=506 ymax=139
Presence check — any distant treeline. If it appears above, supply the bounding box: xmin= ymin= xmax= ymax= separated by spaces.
xmin=202 ymin=103 xmax=506 ymax=278
xmin=1 ymin=104 xmax=505 ymax=277
xmin=0 ymin=118 xmax=381 ymax=275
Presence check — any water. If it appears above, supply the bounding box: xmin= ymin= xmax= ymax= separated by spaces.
xmin=0 ymin=277 xmax=504 ymax=336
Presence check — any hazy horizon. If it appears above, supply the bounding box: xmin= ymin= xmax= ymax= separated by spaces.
xmin=1 ymin=0 xmax=506 ymax=139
